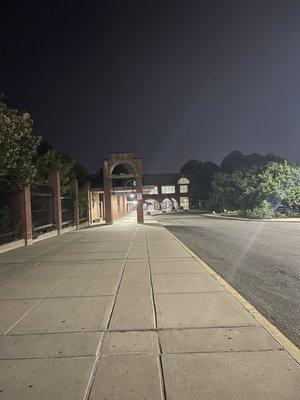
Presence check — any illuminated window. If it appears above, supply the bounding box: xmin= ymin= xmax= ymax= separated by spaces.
xmin=180 ymin=185 xmax=188 ymax=193
xmin=149 ymin=186 xmax=158 ymax=194
xmin=161 ymin=185 xmax=175 ymax=194
xmin=180 ymin=197 xmax=189 ymax=210
xmin=178 ymin=177 xmax=189 ymax=184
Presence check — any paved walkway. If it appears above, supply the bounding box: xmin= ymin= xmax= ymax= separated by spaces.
xmin=0 ymin=215 xmax=299 ymax=399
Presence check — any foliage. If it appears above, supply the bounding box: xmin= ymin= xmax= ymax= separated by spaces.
xmin=209 ymin=169 xmax=258 ymax=211
xmin=88 ymin=169 xmax=104 ymax=188
xmin=78 ymin=188 xmax=88 ymax=219
xmin=220 ymin=150 xmax=285 ymax=173
xmin=180 ymin=159 xmax=219 ymax=205
xmin=209 ymin=161 xmax=300 ymax=217
xmin=0 ymin=97 xmax=41 ymax=189
xmin=72 ymin=162 xmax=90 ymax=187
xmin=35 ymin=139 xmax=90 ymax=190
xmin=285 ymin=169 xmax=300 ymax=207
xmin=256 ymin=161 xmax=299 ymax=207
xmin=35 ymin=149 xmax=74 ymax=194
xmin=242 ymin=200 xmax=276 ymax=219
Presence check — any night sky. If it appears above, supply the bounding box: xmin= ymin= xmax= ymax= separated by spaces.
xmin=1 ymin=0 xmax=300 ymax=173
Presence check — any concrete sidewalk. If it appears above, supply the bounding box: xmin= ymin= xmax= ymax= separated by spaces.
xmin=0 ymin=214 xmax=299 ymax=399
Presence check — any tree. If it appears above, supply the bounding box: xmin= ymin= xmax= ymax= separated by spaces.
xmin=88 ymin=169 xmax=103 ymax=188
xmin=209 ymin=169 xmax=259 ymax=212
xmin=0 ymin=96 xmax=41 ymax=189
xmin=220 ymin=150 xmax=285 ymax=173
xmin=209 ymin=160 xmax=300 ymax=217
xmin=180 ymin=159 xmax=219 ymax=206
xmin=256 ymin=161 xmax=297 ymax=206
xmin=72 ymin=162 xmax=90 ymax=187
xmin=35 ymin=149 xmax=74 ymax=194
xmin=35 ymin=140 xmax=90 ymax=190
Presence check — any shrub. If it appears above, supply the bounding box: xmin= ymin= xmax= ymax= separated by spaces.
xmin=242 ymin=200 xmax=275 ymax=219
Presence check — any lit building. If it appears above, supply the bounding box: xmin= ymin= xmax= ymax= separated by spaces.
xmin=89 ymin=153 xmax=190 ymax=224
xmin=142 ymin=173 xmax=190 ymax=211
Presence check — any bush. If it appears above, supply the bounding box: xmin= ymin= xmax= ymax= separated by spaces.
xmin=286 ymin=210 xmax=300 ymax=218
xmin=242 ymin=200 xmax=275 ymax=219
xmin=223 ymin=210 xmax=240 ymax=217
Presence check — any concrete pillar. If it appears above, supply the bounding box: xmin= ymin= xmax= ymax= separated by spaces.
xmin=21 ymin=186 xmax=33 ymax=244
xmin=103 ymin=160 xmax=112 ymax=224
xmin=70 ymin=178 xmax=79 ymax=229
xmin=49 ymin=171 xmax=62 ymax=234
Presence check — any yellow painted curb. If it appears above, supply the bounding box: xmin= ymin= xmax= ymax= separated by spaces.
xmin=165 ymin=227 xmax=300 ymax=364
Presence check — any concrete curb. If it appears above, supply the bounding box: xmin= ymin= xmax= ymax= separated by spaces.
xmin=159 ymin=222 xmax=300 ymax=364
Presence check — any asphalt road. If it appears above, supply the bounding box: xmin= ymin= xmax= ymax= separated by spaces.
xmin=156 ymin=212 xmax=300 ymax=347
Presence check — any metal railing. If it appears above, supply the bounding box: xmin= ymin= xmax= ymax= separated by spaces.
xmin=78 ymin=190 xmax=88 ymax=224
xmin=31 ymin=186 xmax=55 ymax=235
xmin=0 ymin=191 xmax=22 ymax=244
xmin=61 ymin=193 xmax=75 ymax=227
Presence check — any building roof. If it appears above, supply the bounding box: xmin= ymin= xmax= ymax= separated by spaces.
xmin=143 ymin=173 xmax=179 ymax=185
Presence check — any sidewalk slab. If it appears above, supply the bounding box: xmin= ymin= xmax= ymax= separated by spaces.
xmin=0 ymin=332 xmax=101 ymax=359
xmin=69 ymin=260 xmax=124 ymax=277
xmin=151 ymin=259 xmax=205 ymax=274
xmin=0 ymin=278 xmax=62 ymax=299
xmin=48 ymin=276 xmax=120 ymax=297
xmin=126 ymin=259 xmax=149 ymax=273
xmin=148 ymin=244 xmax=191 ymax=259
xmin=89 ymin=354 xmax=163 ymax=400
xmin=109 ymin=266 xmax=155 ymax=330
xmin=11 ymin=296 xmax=114 ymax=334
xmin=159 ymin=326 xmax=281 ymax=353
xmin=0 ymin=299 xmax=39 ymax=335
xmin=0 ymin=356 xmax=94 ymax=400
xmin=0 ymin=263 xmax=39 ymax=286
xmin=128 ymin=242 xmax=148 ymax=258
xmin=152 ymin=273 xmax=225 ymax=293
xmin=156 ymin=292 xmax=256 ymax=328
xmin=162 ymin=351 xmax=300 ymax=400
xmin=101 ymin=331 xmax=159 ymax=354
xmin=48 ymin=253 xmax=89 ymax=262
xmin=87 ymin=251 xmax=128 ymax=260
xmin=97 ymin=241 xmax=131 ymax=252
xmin=19 ymin=262 xmax=77 ymax=278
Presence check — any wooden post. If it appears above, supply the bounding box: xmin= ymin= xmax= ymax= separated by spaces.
xmin=21 ymin=186 xmax=33 ymax=244
xmin=49 ymin=171 xmax=62 ymax=234
xmin=70 ymin=178 xmax=79 ymax=229
xmin=103 ymin=160 xmax=112 ymax=224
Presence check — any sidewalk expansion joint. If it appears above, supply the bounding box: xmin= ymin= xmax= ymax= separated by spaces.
xmin=83 ymin=239 xmax=134 ymax=400
xmin=146 ymin=235 xmax=167 ymax=400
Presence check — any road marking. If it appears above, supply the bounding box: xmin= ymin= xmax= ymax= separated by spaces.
xmin=165 ymin=228 xmax=300 ymax=364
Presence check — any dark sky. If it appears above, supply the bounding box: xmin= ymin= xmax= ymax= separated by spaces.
xmin=1 ymin=0 xmax=300 ymax=173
